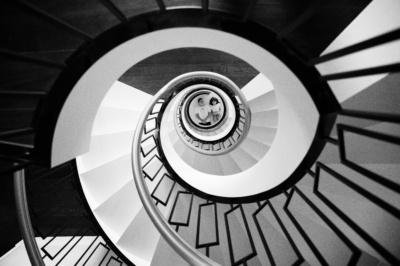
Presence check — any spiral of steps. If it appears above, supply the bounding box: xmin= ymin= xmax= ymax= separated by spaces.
xmin=164 ymin=73 xmax=277 ymax=176
xmin=76 ymin=66 xmax=399 ymax=266
xmin=1 ymin=0 xmax=400 ymax=266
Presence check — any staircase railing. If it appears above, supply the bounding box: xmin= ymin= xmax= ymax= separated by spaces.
xmin=11 ymin=160 xmax=130 ymax=266
xmin=132 ymin=74 xmax=219 ymax=266
xmin=14 ymin=169 xmax=44 ymax=266
xmin=2 ymin=1 xmax=400 ymax=265
xmin=132 ymin=13 xmax=400 ymax=266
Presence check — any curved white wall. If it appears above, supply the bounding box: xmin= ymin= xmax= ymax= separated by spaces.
xmin=51 ymin=28 xmax=318 ymax=167
xmin=160 ymin=68 xmax=318 ymax=197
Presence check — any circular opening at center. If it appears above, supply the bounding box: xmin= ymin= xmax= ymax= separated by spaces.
xmin=187 ymin=89 xmax=226 ymax=129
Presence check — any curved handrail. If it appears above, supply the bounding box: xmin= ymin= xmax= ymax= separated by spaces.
xmin=132 ymin=72 xmax=220 ymax=266
xmin=14 ymin=169 xmax=45 ymax=266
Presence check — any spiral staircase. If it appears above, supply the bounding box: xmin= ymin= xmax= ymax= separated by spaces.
xmin=1 ymin=0 xmax=400 ymax=265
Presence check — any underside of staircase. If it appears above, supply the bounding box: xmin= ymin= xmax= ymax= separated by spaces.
xmin=1 ymin=0 xmax=400 ymax=266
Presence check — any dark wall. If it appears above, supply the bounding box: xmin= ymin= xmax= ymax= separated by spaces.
xmin=118 ymin=48 xmax=259 ymax=95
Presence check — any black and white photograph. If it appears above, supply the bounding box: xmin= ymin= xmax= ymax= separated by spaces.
xmin=0 ymin=0 xmax=399 ymax=265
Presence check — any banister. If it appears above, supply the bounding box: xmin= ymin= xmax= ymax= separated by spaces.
xmin=14 ymin=169 xmax=45 ymax=266
xmin=132 ymin=72 xmax=220 ymax=266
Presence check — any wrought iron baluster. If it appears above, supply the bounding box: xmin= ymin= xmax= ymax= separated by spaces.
xmin=321 ymin=63 xmax=400 ymax=81
xmin=224 ymin=204 xmax=257 ymax=266
xmin=252 ymin=201 xmax=276 ymax=266
xmin=155 ymin=0 xmax=166 ymax=12
xmin=202 ymin=0 xmax=209 ymax=13
xmin=292 ymin=186 xmax=361 ymax=265
xmin=337 ymin=124 xmax=400 ymax=194
xmin=312 ymin=163 xmax=400 ymax=265
xmin=283 ymin=189 xmax=329 ymax=266
xmin=309 ymin=28 xmax=400 ymax=65
xmin=339 ymin=109 xmax=400 ymax=124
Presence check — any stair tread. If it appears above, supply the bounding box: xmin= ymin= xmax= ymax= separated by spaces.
xmin=173 ymin=137 xmax=188 ymax=157
xmin=190 ymin=152 xmax=224 ymax=175
xmin=117 ymin=208 xmax=161 ymax=264
xmin=150 ymin=237 xmax=189 ymax=266
xmin=248 ymin=90 xmax=277 ymax=113
xmin=78 ymin=130 xmax=134 ymax=173
xmin=241 ymin=73 xmax=274 ymax=102
xmin=240 ymin=137 xmax=270 ymax=161
xmin=168 ymin=126 xmax=180 ymax=145
xmin=251 ymin=109 xmax=278 ymax=128
xmin=92 ymin=106 xmax=141 ymax=136
xmin=94 ymin=179 xmax=141 ymax=238
xmin=216 ymin=154 xmax=242 ymax=175
xmin=246 ymin=126 xmax=277 ymax=146
xmin=228 ymin=147 xmax=258 ymax=172
xmin=80 ymin=153 xmax=132 ymax=209
xmin=180 ymin=146 xmax=197 ymax=166
xmin=101 ymin=81 xmax=152 ymax=111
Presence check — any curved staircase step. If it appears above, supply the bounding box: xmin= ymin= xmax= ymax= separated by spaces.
xmin=228 ymin=147 xmax=258 ymax=172
xmin=251 ymin=109 xmax=278 ymax=128
xmin=117 ymin=178 xmax=181 ymax=265
xmin=173 ymin=137 xmax=188 ymax=157
xmin=241 ymin=73 xmax=274 ymax=102
xmin=190 ymin=152 xmax=224 ymax=175
xmin=80 ymin=153 xmax=132 ymax=209
xmin=101 ymin=81 xmax=152 ymax=111
xmin=248 ymin=90 xmax=277 ymax=113
xmin=168 ymin=126 xmax=180 ymax=145
xmin=180 ymin=146 xmax=197 ymax=166
xmin=240 ymin=137 xmax=270 ymax=161
xmin=92 ymin=106 xmax=141 ymax=136
xmin=246 ymin=126 xmax=277 ymax=146
xmin=216 ymin=154 xmax=242 ymax=175
xmin=77 ymin=130 xmax=134 ymax=173
xmin=117 ymin=208 xmax=161 ymax=265
xmin=208 ymin=131 xmax=217 ymax=136
xmin=150 ymin=237 xmax=189 ymax=266
xmin=94 ymin=179 xmax=142 ymax=240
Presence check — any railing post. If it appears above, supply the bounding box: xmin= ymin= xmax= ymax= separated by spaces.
xmin=14 ymin=169 xmax=45 ymax=266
